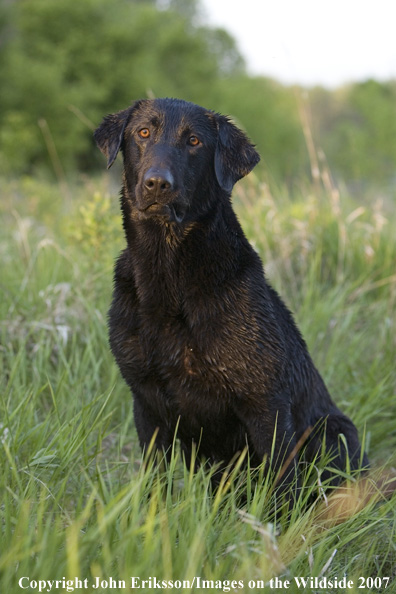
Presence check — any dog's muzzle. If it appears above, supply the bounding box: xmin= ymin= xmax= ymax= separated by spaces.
xmin=137 ymin=167 xmax=185 ymax=223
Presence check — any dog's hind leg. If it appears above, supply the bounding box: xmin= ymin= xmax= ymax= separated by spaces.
xmin=304 ymin=412 xmax=369 ymax=484
xmin=237 ymin=400 xmax=301 ymax=507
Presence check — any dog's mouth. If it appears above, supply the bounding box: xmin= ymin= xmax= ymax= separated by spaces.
xmin=138 ymin=202 xmax=185 ymax=224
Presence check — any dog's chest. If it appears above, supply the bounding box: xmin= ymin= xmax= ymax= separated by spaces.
xmin=138 ymin=313 xmax=234 ymax=394
xmin=111 ymin=247 xmax=283 ymax=404
xmin=115 ymin=300 xmax=277 ymax=422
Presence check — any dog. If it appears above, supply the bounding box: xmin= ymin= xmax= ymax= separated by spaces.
xmin=94 ymin=98 xmax=368 ymax=498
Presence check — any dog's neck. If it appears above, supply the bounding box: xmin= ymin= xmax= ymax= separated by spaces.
xmin=119 ymin=185 xmax=248 ymax=317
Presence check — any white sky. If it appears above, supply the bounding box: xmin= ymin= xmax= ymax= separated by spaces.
xmin=201 ymin=0 xmax=396 ymax=87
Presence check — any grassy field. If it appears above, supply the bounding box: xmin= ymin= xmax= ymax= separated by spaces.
xmin=1 ymin=173 xmax=395 ymax=593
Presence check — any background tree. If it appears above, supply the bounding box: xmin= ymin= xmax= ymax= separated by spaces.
xmin=0 ymin=0 xmax=246 ymax=174
xmin=310 ymin=80 xmax=396 ymax=188
xmin=1 ymin=0 xmax=396 ymax=193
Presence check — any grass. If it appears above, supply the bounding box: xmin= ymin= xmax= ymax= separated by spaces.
xmin=1 ymin=173 xmax=396 ymax=593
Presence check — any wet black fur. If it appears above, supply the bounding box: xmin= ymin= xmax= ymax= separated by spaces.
xmin=94 ymin=98 xmax=368 ymax=494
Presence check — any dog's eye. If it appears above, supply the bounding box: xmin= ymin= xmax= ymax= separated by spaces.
xmin=188 ymin=135 xmax=200 ymax=146
xmin=138 ymin=128 xmax=150 ymax=139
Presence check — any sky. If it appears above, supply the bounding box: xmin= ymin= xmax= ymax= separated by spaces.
xmin=201 ymin=0 xmax=396 ymax=88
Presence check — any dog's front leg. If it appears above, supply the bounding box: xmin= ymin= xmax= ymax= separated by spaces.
xmin=133 ymin=396 xmax=173 ymax=465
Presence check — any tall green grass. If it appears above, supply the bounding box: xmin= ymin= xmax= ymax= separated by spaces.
xmin=1 ymin=175 xmax=395 ymax=593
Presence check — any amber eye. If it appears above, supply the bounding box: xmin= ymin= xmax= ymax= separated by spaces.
xmin=138 ymin=128 xmax=150 ymax=138
xmin=188 ymin=135 xmax=200 ymax=146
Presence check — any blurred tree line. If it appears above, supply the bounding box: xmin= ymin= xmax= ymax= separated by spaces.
xmin=1 ymin=0 xmax=396 ymax=189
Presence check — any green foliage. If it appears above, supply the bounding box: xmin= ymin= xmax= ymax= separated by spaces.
xmin=1 ymin=176 xmax=396 ymax=589
xmin=68 ymin=191 xmax=121 ymax=261
xmin=310 ymin=80 xmax=396 ymax=185
xmin=0 ymin=0 xmax=245 ymax=175
xmin=2 ymin=0 xmax=396 ymax=190
xmin=214 ymin=76 xmax=306 ymax=182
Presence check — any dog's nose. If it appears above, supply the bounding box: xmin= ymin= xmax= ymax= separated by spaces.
xmin=143 ymin=168 xmax=174 ymax=195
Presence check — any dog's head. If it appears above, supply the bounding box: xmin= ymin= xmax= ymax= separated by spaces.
xmin=94 ymin=98 xmax=260 ymax=224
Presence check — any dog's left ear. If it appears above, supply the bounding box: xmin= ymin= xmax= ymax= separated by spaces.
xmin=214 ymin=115 xmax=260 ymax=193
xmin=94 ymin=101 xmax=141 ymax=168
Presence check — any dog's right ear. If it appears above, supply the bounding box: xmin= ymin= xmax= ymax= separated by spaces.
xmin=94 ymin=102 xmax=140 ymax=168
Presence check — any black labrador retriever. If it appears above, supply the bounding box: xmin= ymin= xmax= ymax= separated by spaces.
xmin=95 ymin=98 xmax=368 ymax=496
